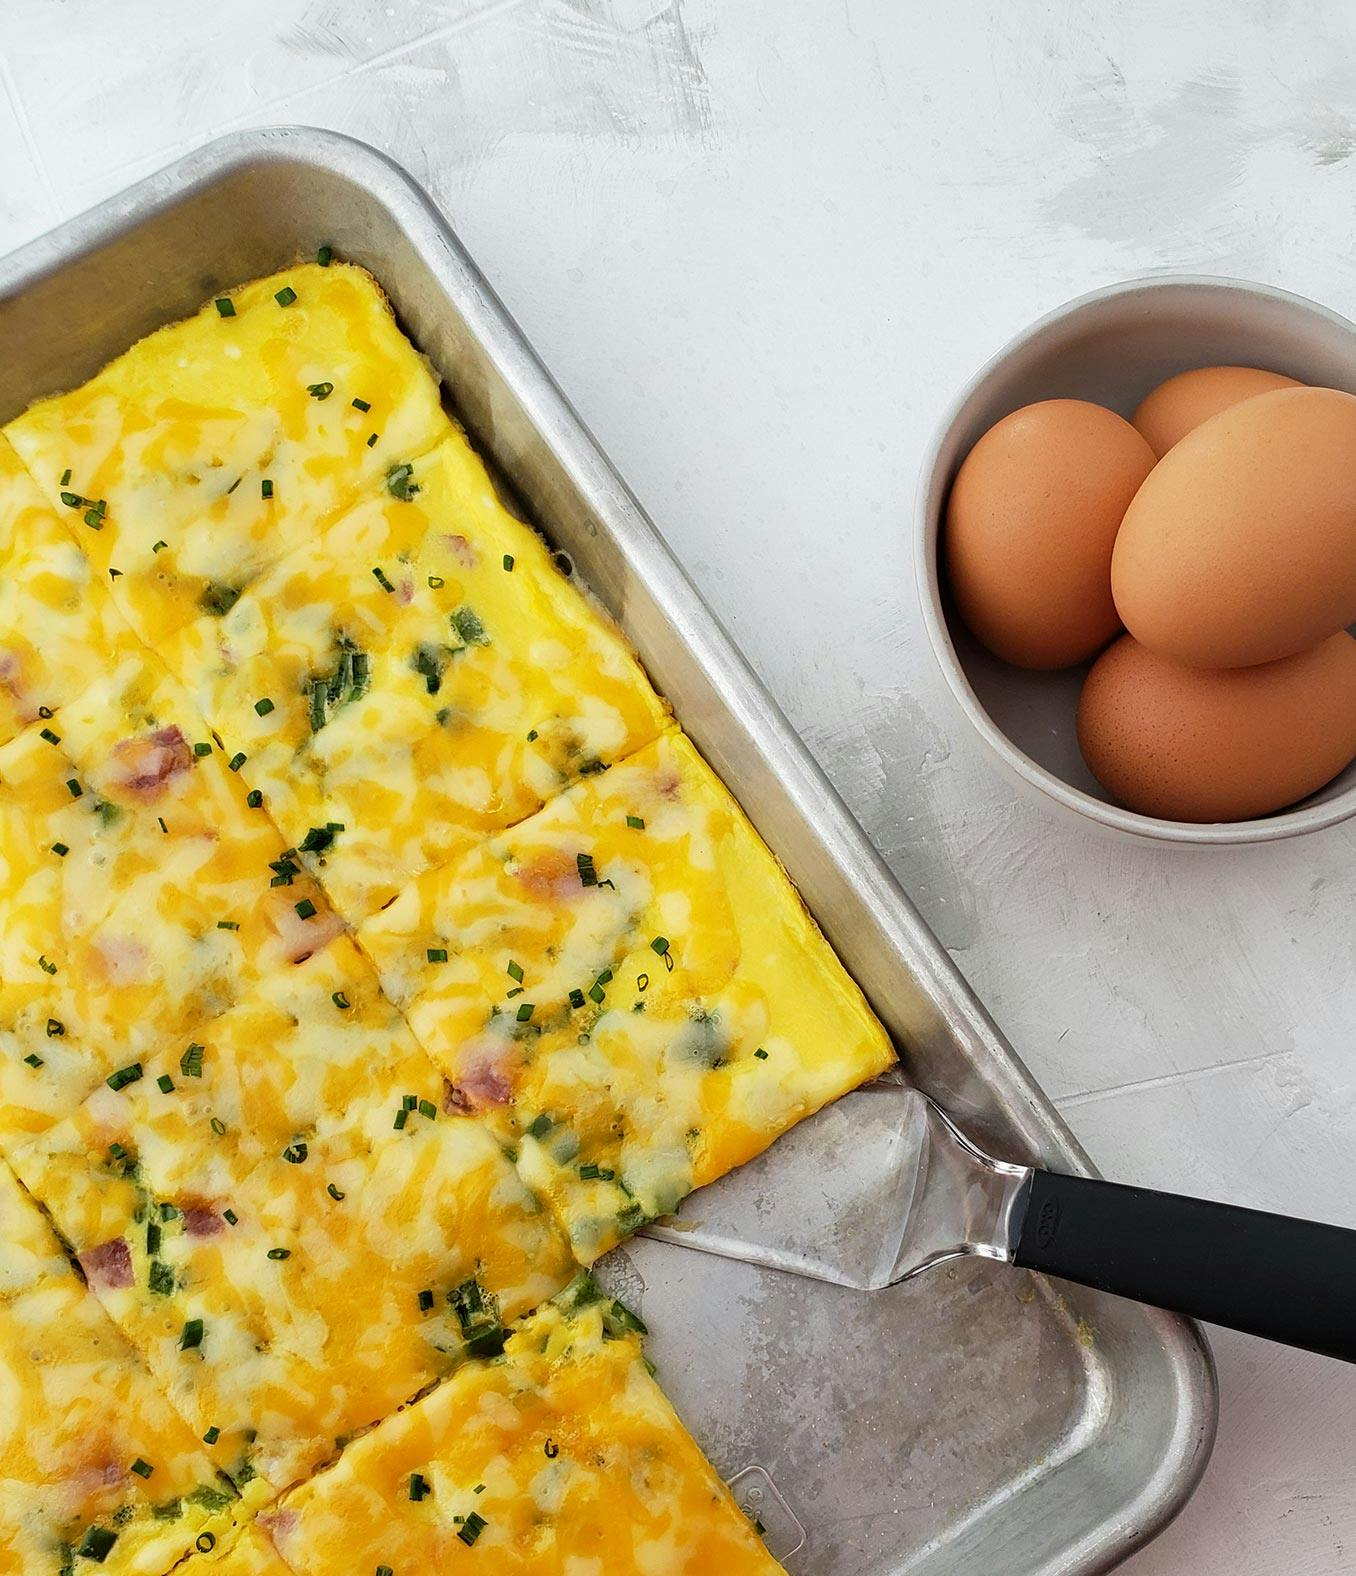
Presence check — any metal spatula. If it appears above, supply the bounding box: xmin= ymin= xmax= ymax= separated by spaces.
xmin=642 ymin=1076 xmax=1356 ymax=1363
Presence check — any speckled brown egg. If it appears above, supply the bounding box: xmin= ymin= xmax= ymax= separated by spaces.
xmin=1112 ymin=386 xmax=1356 ymax=668
xmin=1077 ymin=631 xmax=1356 ymax=822
xmin=944 ymin=400 xmax=1156 ymax=670
xmin=1132 ymin=365 xmax=1302 ymax=457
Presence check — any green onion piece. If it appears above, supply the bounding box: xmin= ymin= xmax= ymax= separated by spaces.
xmin=146 ymin=1221 xmax=161 ymax=1255
xmin=130 ymin=1458 xmax=154 ymax=1479
xmin=316 ymin=244 xmax=333 ymax=266
xmin=385 ymin=462 xmax=419 ymax=501
xmin=59 ymin=490 xmax=81 ymax=507
xmin=332 ymin=991 xmax=350 ymax=1010
xmin=417 ymin=1098 xmax=436 ymax=1120
xmin=66 ymin=778 xmax=82 ymax=799
xmin=372 ymin=565 xmax=395 ymax=593
xmin=528 ymin=1114 xmax=552 ymax=1140
xmin=199 ymin=582 xmax=241 ymax=616
xmin=216 ymin=919 xmax=238 ymax=931
xmin=193 ymin=741 xmax=212 ymax=757
xmin=59 ymin=467 xmax=71 ymax=486
xmin=202 ymin=1426 xmax=220 ymax=1444
xmin=502 ymin=553 xmax=514 ymax=571
xmin=457 ymin=1512 xmax=487 ymax=1546
xmin=46 ymin=1018 xmax=64 ymax=1037
xmin=107 ymin=1063 xmax=142 ymax=1091
xmin=298 ymin=824 xmax=337 ymax=853
xmin=246 ymin=788 xmax=263 ymax=808
xmin=152 ymin=539 xmax=168 ymax=553
xmin=516 ymin=1002 xmax=534 ymax=1022
xmin=366 ymin=431 xmax=379 ymax=447
xmin=214 ymin=298 xmax=235 ymax=318
xmin=526 ymin=728 xmax=539 ymax=742
xmin=22 ymin=1053 xmax=42 ymax=1068
xmin=650 ymin=936 xmax=670 ymax=955
xmin=223 ymin=1209 xmax=238 ymax=1226
xmin=260 ymin=478 xmax=274 ymax=500
xmin=427 ymin=574 xmax=444 ymax=589
xmin=160 ymin=1202 xmax=178 ymax=1222
xmin=84 ymin=508 xmax=103 ymax=529
xmin=327 ymin=1183 xmax=345 ymax=1201
xmin=158 ymin=818 xmax=168 ymax=834
xmin=38 ymin=954 xmax=57 ymax=975
xmin=282 ymin=1141 xmax=308 ymax=1164
xmin=427 ymin=946 xmax=448 ymax=963
xmin=376 ymin=1567 xmax=394 ymax=1576
xmin=180 ymin=1043 xmax=204 ymax=1078
xmin=579 ymin=1162 xmax=601 ymax=1179
xmin=39 ymin=726 xmax=60 ymax=744
xmin=228 ymin=752 xmax=246 ymax=772
xmin=274 ymin=285 xmax=297 ymax=307
xmin=352 ymin=396 xmax=371 ymax=412
xmin=294 ymin=898 xmax=317 ymax=921
xmin=179 ymin=1318 xmax=204 ymax=1350
xmin=51 ymin=842 xmax=69 ymax=857
xmin=393 ymin=1108 xmax=409 ymax=1130
xmin=196 ymin=1533 xmax=216 ymax=1554
xmin=148 ymin=1260 xmax=174 ymax=1296
xmin=156 ymin=1074 xmax=174 ymax=1094
xmin=210 ymin=1117 xmax=226 ymax=1136
xmin=450 ymin=605 xmax=488 ymax=646
xmin=506 ymin=986 xmax=523 ymax=999
xmin=507 ymin=960 xmax=524 ymax=983
xmin=544 ymin=1438 xmax=559 ymax=1458
xmin=408 ymin=1472 xmax=430 ymax=1501
xmin=626 ymin=814 xmax=645 ymax=828
xmin=267 ymin=1247 xmax=290 ymax=1261
xmin=402 ymin=1095 xmax=417 ymax=1111
xmin=254 ymin=697 xmax=274 ymax=716
xmin=568 ymin=988 xmax=585 ymax=1010
xmin=307 ymin=380 xmax=334 ymax=399
xmin=79 ymin=1526 xmax=118 ymax=1562
xmin=636 ymin=973 xmax=649 ymax=992
xmin=754 ymin=1047 xmax=768 ymax=1060
xmin=108 ymin=1142 xmax=126 ymax=1159
xmin=417 ymin=1288 xmax=434 ymax=1312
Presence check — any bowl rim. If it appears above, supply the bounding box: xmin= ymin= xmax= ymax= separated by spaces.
xmin=914 ymin=271 xmax=1356 ymax=846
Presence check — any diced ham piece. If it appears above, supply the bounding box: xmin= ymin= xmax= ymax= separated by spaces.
xmin=78 ymin=1237 xmax=133 ymax=1290
xmin=259 ymin=1507 xmax=299 ymax=1553
xmin=181 ymin=1206 xmax=224 ymax=1237
xmin=273 ymin=892 xmax=346 ymax=964
xmin=442 ymin=533 xmax=477 ymax=569
xmin=109 ymin=725 xmax=192 ymax=799
xmin=512 ymin=848 xmax=583 ymax=900
xmin=93 ymin=933 xmax=150 ymax=984
xmin=443 ymin=1039 xmax=516 ymax=1114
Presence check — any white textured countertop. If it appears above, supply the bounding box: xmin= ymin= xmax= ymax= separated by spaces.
xmin=2 ymin=3 xmax=1353 ymax=1570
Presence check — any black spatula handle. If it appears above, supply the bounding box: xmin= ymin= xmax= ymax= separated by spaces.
xmin=1013 ymin=1169 xmax=1356 ymax=1362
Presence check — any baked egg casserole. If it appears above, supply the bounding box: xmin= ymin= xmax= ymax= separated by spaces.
xmin=0 ymin=260 xmax=894 ymax=1574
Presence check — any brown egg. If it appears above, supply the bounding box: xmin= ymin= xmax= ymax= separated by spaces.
xmin=945 ymin=400 xmax=1156 ymax=669
xmin=1132 ymin=365 xmax=1302 ymax=457
xmin=1112 ymin=386 xmax=1356 ymax=668
xmin=1077 ymin=632 xmax=1356 ymax=821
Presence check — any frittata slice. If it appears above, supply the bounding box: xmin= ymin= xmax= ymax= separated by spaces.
xmin=165 ymin=430 xmax=668 ymax=922
xmin=0 ymin=653 xmax=338 ymax=1153
xmin=265 ymin=1275 xmax=784 ymax=1575
xmin=0 ymin=1161 xmax=240 ymax=1576
xmin=3 ymin=263 xmax=446 ymax=646
xmin=9 ymin=937 xmax=574 ymax=1498
xmin=0 ymin=436 xmax=143 ymax=745
xmin=359 ymin=729 xmax=896 ymax=1261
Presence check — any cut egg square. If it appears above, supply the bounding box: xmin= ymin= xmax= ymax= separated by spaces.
xmin=164 ymin=429 xmax=669 ymax=924
xmin=265 ymin=1281 xmax=784 ymax=1576
xmin=0 ymin=1160 xmax=242 ymax=1576
xmin=2 ymin=264 xmax=448 ymax=647
xmin=358 ymin=729 xmax=895 ymax=1263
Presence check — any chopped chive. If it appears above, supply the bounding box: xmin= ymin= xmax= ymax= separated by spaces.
xmin=526 ymin=728 xmax=538 ymax=742
xmin=79 ymin=1527 xmax=118 ymax=1562
xmin=214 ymin=297 xmax=235 ymax=318
xmin=222 ymin=1209 xmax=238 ymax=1226
xmin=38 ymin=954 xmax=57 ymax=975
xmin=588 ymin=983 xmax=605 ymax=1004
xmin=352 ymin=397 xmax=371 ymax=412
xmin=316 ymin=244 xmax=333 ymax=266
xmin=274 ymin=285 xmax=297 ymax=307
xmin=59 ymin=468 xmax=71 ymax=486
xmin=282 ymin=1141 xmax=308 ymax=1164
xmin=228 ymin=752 xmax=246 ymax=772
xmin=457 ymin=1512 xmax=487 ymax=1546
xmin=427 ymin=574 xmax=444 ymax=589
xmin=327 ymin=1183 xmax=345 ymax=1201
xmin=626 ymin=815 xmax=645 ymax=829
xmin=636 ymin=973 xmax=649 ymax=992
xmin=160 ymin=1203 xmax=177 ymax=1222
xmin=307 ymin=380 xmax=334 ymax=400
xmin=246 ymin=789 xmax=263 ymax=808
xmin=202 ymin=1426 xmax=220 ymax=1444
xmin=402 ymin=1095 xmax=417 ymax=1112
xmin=502 ymin=553 xmax=514 ymax=572
xmin=179 ymin=1318 xmax=204 ymax=1351
xmin=146 ymin=1221 xmax=161 ymax=1255
xmin=294 ymin=898 xmax=317 ymax=921
xmin=427 ymin=946 xmax=448 ymax=964
xmin=193 ymin=742 xmax=212 ymax=757
xmin=450 ymin=605 xmax=488 ymax=646
xmin=376 ymin=1567 xmax=393 ymax=1576
xmin=46 ymin=1018 xmax=64 ymax=1038
xmin=195 ymin=1532 xmax=217 ymax=1553
xmin=22 ymin=1053 xmax=42 ymax=1068
xmin=506 ymin=986 xmax=523 ymax=999
xmin=372 ymin=565 xmax=395 ymax=593
xmin=108 ymin=1142 xmax=126 ymax=1159
xmin=544 ymin=1439 xmax=559 ymax=1458
xmin=417 ymin=1288 xmax=434 ymax=1312
xmin=152 ymin=539 xmax=168 ymax=553
xmin=267 ymin=1247 xmax=290 ymax=1261
xmin=156 ymin=1074 xmax=174 ymax=1094
xmin=51 ymin=842 xmax=69 ymax=857
xmin=59 ymin=491 xmax=81 ymax=507
xmin=180 ymin=1043 xmax=204 ymax=1078
xmin=650 ymin=936 xmax=670 ymax=956
xmin=157 ymin=817 xmax=168 ymax=834
xmin=568 ymin=988 xmax=585 ymax=1010
xmin=84 ymin=509 xmax=103 ymax=529
xmin=130 ymin=1458 xmax=154 ymax=1479
xmin=528 ymin=1114 xmax=552 ymax=1140
xmin=66 ymin=778 xmax=82 ymax=799
xmin=366 ymin=432 xmax=378 ymax=448
xmin=507 ymin=960 xmax=524 ymax=983
xmin=148 ymin=1260 xmax=174 ymax=1296
xmin=106 ymin=1063 xmax=142 ymax=1091
xmin=210 ymin=1117 xmax=226 ymax=1136
xmin=39 ymin=726 xmax=60 ymax=745
xmin=393 ymin=1108 xmax=409 ymax=1131
xmin=474 ymin=1483 xmax=485 ymax=1494
xmin=216 ymin=919 xmax=238 ymax=931
xmin=260 ymin=479 xmax=274 ymax=500
xmin=515 ymin=1002 xmax=534 ymax=1023
xmin=385 ymin=462 xmax=419 ymax=501
xmin=576 ymin=852 xmax=597 ymax=886
xmin=298 ymin=824 xmax=338 ymax=853
xmin=417 ymin=1098 xmax=436 ymax=1120
xmin=408 ymin=1472 xmax=430 ymax=1501
xmin=754 ymin=1047 xmax=768 ymax=1060
xmin=254 ymin=697 xmax=275 ymax=716
xmin=332 ymin=991 xmax=350 ymax=1010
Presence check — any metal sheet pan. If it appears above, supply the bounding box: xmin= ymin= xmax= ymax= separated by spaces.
xmin=0 ymin=126 xmax=1216 ymax=1576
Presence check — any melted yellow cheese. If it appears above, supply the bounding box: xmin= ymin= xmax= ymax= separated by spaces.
xmin=4 ymin=264 xmax=447 ymax=646
xmin=359 ymin=730 xmax=895 ymax=1260
xmin=0 ymin=437 xmax=142 ymax=745
xmin=171 ymin=1524 xmax=289 ymax=1576
xmin=0 ymin=1160 xmax=240 ymax=1576
xmin=268 ymin=1279 xmax=783 ymax=1575
xmin=9 ymin=936 xmax=573 ymax=1498
xmin=165 ymin=430 xmax=668 ymax=922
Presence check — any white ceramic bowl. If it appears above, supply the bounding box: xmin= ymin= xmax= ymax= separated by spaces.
xmin=915 ymin=274 xmax=1356 ymax=845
